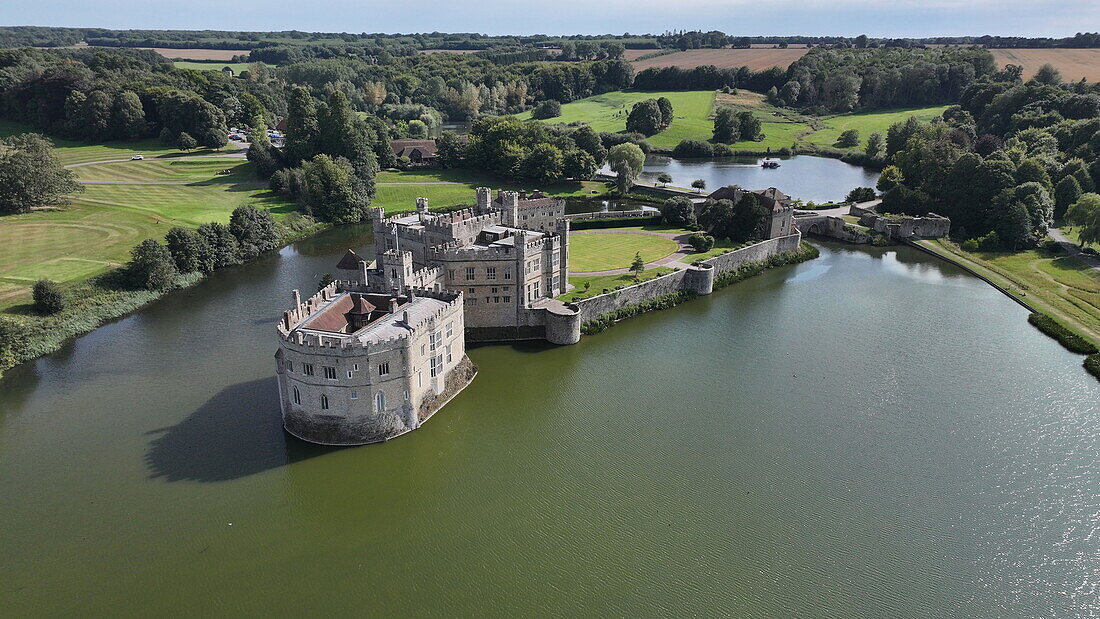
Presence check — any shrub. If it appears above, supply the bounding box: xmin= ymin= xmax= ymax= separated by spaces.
xmin=961 ymin=238 xmax=979 ymax=252
xmin=32 ymin=279 xmax=65 ymax=314
xmin=570 ymin=215 xmax=662 ymax=230
xmin=125 ymin=239 xmax=180 ymax=291
xmin=688 ymin=233 xmax=715 ymax=252
xmin=1027 ymin=313 xmax=1099 ymax=354
xmin=672 ymin=140 xmax=714 ymax=158
xmin=845 ymin=187 xmax=876 ymax=203
xmin=661 ymin=196 xmax=696 ymax=227
xmin=1085 ymin=353 xmax=1100 ymax=380
xmin=837 ymin=129 xmax=860 ymax=148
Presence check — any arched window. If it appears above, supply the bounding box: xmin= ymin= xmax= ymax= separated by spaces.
xmin=293 ymin=386 xmax=300 ymax=405
xmin=375 ymin=390 xmax=386 ymax=412
xmin=320 ymin=394 xmax=329 ymax=410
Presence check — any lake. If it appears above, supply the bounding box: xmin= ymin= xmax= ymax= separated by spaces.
xmin=603 ymin=154 xmax=881 ymax=203
xmin=0 ymin=228 xmax=1096 ymax=615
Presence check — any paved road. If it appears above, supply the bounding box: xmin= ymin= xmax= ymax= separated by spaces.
xmin=1049 ymin=227 xmax=1099 ymax=270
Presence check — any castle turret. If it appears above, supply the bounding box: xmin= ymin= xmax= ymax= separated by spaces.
xmin=380 ymin=250 xmax=414 ymax=293
xmin=416 ymin=197 xmax=429 ymax=222
xmin=500 ymin=190 xmax=520 ymax=227
xmin=476 ymin=187 xmax=492 ymax=214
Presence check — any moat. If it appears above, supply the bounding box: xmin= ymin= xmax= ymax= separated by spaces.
xmin=1 ymin=227 xmax=1097 ymax=615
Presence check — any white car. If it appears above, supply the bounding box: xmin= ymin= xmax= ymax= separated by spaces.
xmin=130 ymin=155 xmax=144 ymax=160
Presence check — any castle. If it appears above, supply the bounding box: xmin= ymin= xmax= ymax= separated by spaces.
xmin=276 ymin=185 xmax=800 ymax=445
xmin=275 ymin=188 xmax=580 ymax=445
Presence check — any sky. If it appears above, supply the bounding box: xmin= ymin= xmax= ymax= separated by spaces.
xmin=3 ymin=0 xmax=1097 ymax=38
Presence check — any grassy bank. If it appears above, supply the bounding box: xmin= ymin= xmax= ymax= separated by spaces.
xmin=915 ymin=239 xmax=1100 ymax=350
xmin=374 ymin=168 xmax=607 ymax=213
xmin=560 ymin=267 xmax=676 ymax=302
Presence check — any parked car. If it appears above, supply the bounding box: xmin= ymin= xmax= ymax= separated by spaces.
xmin=130 ymin=155 xmax=144 ymax=160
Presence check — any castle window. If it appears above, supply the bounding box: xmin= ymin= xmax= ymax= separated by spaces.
xmin=468 ymin=287 xmax=475 ymax=294
xmin=285 ymin=360 xmax=293 ymax=373
xmin=448 ymin=269 xmax=456 ymax=280
xmin=320 ymin=394 xmax=329 ymax=410
xmin=430 ymin=354 xmax=442 ymax=377
xmin=391 ymin=268 xmax=398 ymax=279
xmin=379 ymin=362 xmax=390 ymax=376
xmin=353 ymin=363 xmax=359 ymax=371
xmin=430 ymin=331 xmax=442 ymax=352
xmin=446 ymin=345 xmax=452 ymax=364
xmin=486 ymin=266 xmax=496 ymax=280
xmin=491 ymin=287 xmax=498 ymax=294
xmin=303 ymin=363 xmax=314 ymax=376
xmin=375 ymin=391 xmax=386 ymax=412
xmin=466 ymin=267 xmax=475 ymax=280
xmin=351 ymin=390 xmax=358 ymax=399
xmin=293 ymin=386 xmax=301 ymax=405
xmin=504 ymin=269 xmax=511 ymax=280
xmin=404 ymin=390 xmax=409 ymax=401
xmin=347 ymin=370 xmax=353 ymax=379
xmin=494 ymin=296 xmax=500 ymax=303
xmin=503 ymin=296 xmax=511 ymax=303
xmin=446 ymin=322 xmax=453 ymax=338
xmin=324 ymin=366 xmax=337 ymax=380
xmin=417 ymin=372 xmax=422 ymax=387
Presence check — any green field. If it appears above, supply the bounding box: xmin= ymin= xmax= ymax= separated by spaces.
xmin=0 ymin=157 xmax=290 ymax=309
xmin=0 ymin=120 xmax=240 ymax=166
xmin=374 ymin=168 xmax=607 ymax=213
xmin=516 ymin=90 xmax=718 ymax=149
xmin=806 ymin=106 xmax=951 ymax=149
xmin=568 ymin=233 xmax=678 ymax=272
xmin=560 ymin=267 xmax=676 ymax=302
xmin=518 ymin=90 xmax=949 ymax=153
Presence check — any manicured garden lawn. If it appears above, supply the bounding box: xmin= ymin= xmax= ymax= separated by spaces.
xmin=516 ymin=90 xmax=718 ymax=149
xmin=568 ymin=233 xmax=678 ymax=272
xmin=73 ymin=158 xmax=258 ymax=183
xmin=684 ymin=238 xmax=745 ymax=262
xmin=805 ymin=106 xmax=950 ymax=149
xmin=374 ymin=168 xmax=607 ymax=213
xmin=0 ymin=159 xmax=290 ymax=309
xmin=924 ymin=239 xmax=1100 ymax=346
xmin=559 ymin=267 xmax=675 ymax=302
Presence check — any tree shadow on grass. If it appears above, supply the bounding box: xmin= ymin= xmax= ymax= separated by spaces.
xmin=145 ymin=376 xmax=335 ymax=483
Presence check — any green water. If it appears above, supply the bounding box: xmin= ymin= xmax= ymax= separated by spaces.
xmin=1 ymin=229 xmax=1096 ymax=616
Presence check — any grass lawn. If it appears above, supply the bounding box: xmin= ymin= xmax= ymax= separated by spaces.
xmin=559 ymin=267 xmax=676 ymax=302
xmin=0 ymin=159 xmax=291 ymax=309
xmin=921 ymin=239 xmax=1100 ymax=347
xmin=73 ymin=158 xmax=258 ymax=183
xmin=805 ymin=106 xmax=950 ymax=149
xmin=374 ymin=168 xmax=607 ymax=213
xmin=516 ymin=90 xmax=718 ymax=149
xmin=0 ymin=119 xmax=241 ymax=166
xmin=684 ymin=238 xmax=747 ymax=262
xmin=568 ymin=233 xmax=678 ymax=272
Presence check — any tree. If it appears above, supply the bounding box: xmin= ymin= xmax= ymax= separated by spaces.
xmin=661 ymin=196 xmax=696 ymax=227
xmin=837 ymin=129 xmax=860 ymax=148
xmin=712 ymin=107 xmax=741 ymax=143
xmin=531 ymin=100 xmax=562 ymax=119
xmin=229 ymin=205 xmax=280 ymax=259
xmin=196 ymin=222 xmax=241 ymax=268
xmin=1054 ymin=175 xmax=1082 ymax=221
xmin=571 ymin=125 xmax=606 ymax=164
xmin=318 ymin=90 xmax=373 ymax=164
xmin=699 ymin=198 xmax=735 ymax=239
xmin=1033 ymin=63 xmax=1063 ymax=85
xmin=655 ymin=97 xmax=674 ymax=129
xmin=126 ymin=239 xmax=179 ymax=290
xmin=0 ymin=133 xmax=83 ymax=214
xmin=688 ymin=233 xmax=715 ymax=252
xmin=1016 ymin=158 xmax=1052 ymax=191
xmin=165 ymin=227 xmax=213 ymax=273
xmin=246 ymin=130 xmax=281 ymax=179
xmin=607 ymin=142 xmax=645 ymax=193
xmin=626 ymin=99 xmax=664 ymax=136
xmin=522 ymin=143 xmax=564 ymax=184
xmin=436 ymin=131 xmax=466 ymax=168
xmin=995 ymin=195 xmax=1034 ymax=250
xmin=301 ymin=154 xmax=370 ymax=223
xmin=32 ymin=279 xmax=65 ymax=314
xmin=656 ymin=172 xmax=673 ymax=187
xmin=629 ymin=252 xmax=645 ymax=279
xmin=845 ymin=187 xmax=877 ymax=203
xmin=407 ymin=119 xmax=428 ymax=139
xmin=691 ymin=179 xmax=707 ymax=193
xmin=158 ymin=126 xmax=175 ymax=145
xmin=1066 ymin=193 xmax=1100 ymax=246
xmin=865 ymin=132 xmax=886 ymax=158
xmin=111 ymin=90 xmax=147 ymax=139
xmin=779 ymin=80 xmax=801 ymax=106
xmin=562 ymin=149 xmax=597 ymax=180
xmin=730 ymin=192 xmax=769 ymax=242
xmin=285 ymin=86 xmax=321 ymax=165
xmin=176 ymin=132 xmax=197 ymax=151
xmin=737 ymin=111 xmax=762 ymax=141
xmin=877 ymin=165 xmax=903 ymax=192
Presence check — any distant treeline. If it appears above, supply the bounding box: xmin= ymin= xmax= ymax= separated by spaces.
xmin=3 ymin=26 xmax=1099 ymax=52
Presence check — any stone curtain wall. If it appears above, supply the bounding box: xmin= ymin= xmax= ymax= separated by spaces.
xmin=574 ymin=233 xmax=802 ymax=322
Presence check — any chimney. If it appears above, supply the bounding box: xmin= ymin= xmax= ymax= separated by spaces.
xmin=416 ymin=197 xmax=429 ymax=214
xmin=402 ymin=310 xmax=410 ymax=326
xmin=358 ymin=260 xmax=369 ymax=287
xmin=389 ymin=297 xmax=400 ymax=314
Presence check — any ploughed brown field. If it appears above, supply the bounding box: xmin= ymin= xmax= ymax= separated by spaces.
xmin=138 ymin=47 xmax=250 ymax=61
xmin=990 ymin=49 xmax=1100 ymax=82
xmin=631 ymin=47 xmax=809 ymax=71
